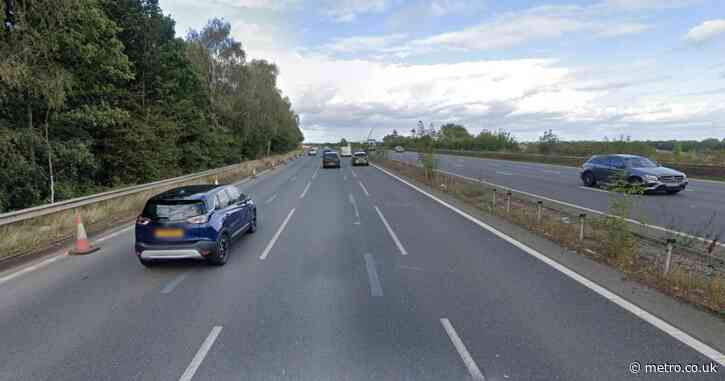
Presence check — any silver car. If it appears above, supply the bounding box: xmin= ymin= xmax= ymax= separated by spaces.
xmin=580 ymin=154 xmax=688 ymax=194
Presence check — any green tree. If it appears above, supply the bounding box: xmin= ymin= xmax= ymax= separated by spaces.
xmin=438 ymin=123 xmax=473 ymax=150
xmin=0 ymin=0 xmax=131 ymax=204
xmin=0 ymin=7 xmax=302 ymax=213
xmin=538 ymin=129 xmax=559 ymax=154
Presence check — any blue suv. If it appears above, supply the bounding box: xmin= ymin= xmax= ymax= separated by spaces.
xmin=135 ymin=185 xmax=257 ymax=267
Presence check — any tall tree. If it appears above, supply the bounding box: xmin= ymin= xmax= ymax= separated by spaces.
xmin=0 ymin=0 xmax=131 ymax=205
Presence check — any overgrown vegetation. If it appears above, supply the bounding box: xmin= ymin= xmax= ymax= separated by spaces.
xmin=0 ymin=0 xmax=303 ymax=213
xmin=596 ymin=174 xmax=644 ymax=269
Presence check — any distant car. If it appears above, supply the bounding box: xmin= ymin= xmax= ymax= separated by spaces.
xmin=135 ymin=185 xmax=256 ymax=267
xmin=340 ymin=145 xmax=352 ymax=157
xmin=322 ymin=147 xmax=332 ymax=154
xmin=322 ymin=151 xmax=341 ymax=168
xmin=580 ymin=154 xmax=688 ymax=194
xmin=308 ymin=148 xmax=318 ymax=156
xmin=394 ymin=146 xmax=405 ymax=153
xmin=351 ymin=151 xmax=369 ymax=166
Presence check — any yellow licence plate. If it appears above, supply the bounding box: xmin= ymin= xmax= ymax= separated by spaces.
xmin=155 ymin=228 xmax=184 ymax=238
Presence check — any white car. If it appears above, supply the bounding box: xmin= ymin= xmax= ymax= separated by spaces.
xmin=394 ymin=146 xmax=405 ymax=153
xmin=351 ymin=151 xmax=369 ymax=166
xmin=308 ymin=148 xmax=318 ymax=156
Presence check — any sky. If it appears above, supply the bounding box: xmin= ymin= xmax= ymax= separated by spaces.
xmin=158 ymin=0 xmax=725 ymax=142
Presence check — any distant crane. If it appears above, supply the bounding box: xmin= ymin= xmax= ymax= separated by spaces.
xmin=366 ymin=127 xmax=376 ymax=152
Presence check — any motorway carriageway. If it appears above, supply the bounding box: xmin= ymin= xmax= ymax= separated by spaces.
xmin=0 ymin=155 xmax=723 ymax=380
xmin=390 ymin=151 xmax=725 ymax=236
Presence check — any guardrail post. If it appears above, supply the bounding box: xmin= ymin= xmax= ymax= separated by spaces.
xmin=536 ymin=201 xmax=543 ymax=224
xmin=506 ymin=191 xmax=512 ymax=213
xmin=492 ymin=189 xmax=497 ymax=210
xmin=578 ymin=213 xmax=586 ymax=242
xmin=479 ymin=169 xmax=484 ymax=183
xmin=664 ymin=238 xmax=676 ymax=275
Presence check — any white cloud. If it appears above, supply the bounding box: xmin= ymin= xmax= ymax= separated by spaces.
xmin=596 ymin=22 xmax=651 ymax=38
xmin=264 ymin=50 xmax=725 ymax=142
xmin=382 ymin=6 xmax=652 ymax=55
xmin=230 ymin=22 xmax=286 ymax=52
xmin=605 ymin=0 xmax=695 ymax=9
xmin=322 ymin=34 xmax=408 ymax=54
xmin=409 ymin=13 xmax=584 ymax=51
xmin=430 ymin=0 xmax=468 ymax=16
xmin=209 ymin=0 xmax=301 ymax=10
xmin=159 ymin=0 xmax=725 ymax=142
xmin=684 ymin=19 xmax=725 ymax=43
xmin=321 ymin=0 xmax=389 ymax=23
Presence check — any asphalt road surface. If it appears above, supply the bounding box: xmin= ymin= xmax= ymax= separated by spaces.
xmin=0 ymin=155 xmax=722 ymax=380
xmin=390 ymin=151 xmax=725 ymax=236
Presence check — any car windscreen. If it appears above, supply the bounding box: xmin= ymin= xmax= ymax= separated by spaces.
xmin=142 ymin=200 xmax=206 ymax=221
xmin=354 ymin=153 xmax=367 ymax=157
xmin=624 ymin=157 xmax=657 ymax=168
xmin=324 ymin=153 xmax=339 ymax=159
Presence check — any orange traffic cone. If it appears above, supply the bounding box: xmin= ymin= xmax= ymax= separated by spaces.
xmin=68 ymin=213 xmax=99 ymax=255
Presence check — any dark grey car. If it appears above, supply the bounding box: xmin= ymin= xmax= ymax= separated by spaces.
xmin=580 ymin=154 xmax=688 ymax=194
xmin=322 ymin=151 xmax=341 ymax=168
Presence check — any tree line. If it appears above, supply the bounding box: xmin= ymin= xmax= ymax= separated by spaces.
xmin=0 ymin=0 xmax=302 ymax=212
xmin=382 ymin=123 xmax=518 ymax=152
xmin=382 ymin=123 xmax=725 ymax=164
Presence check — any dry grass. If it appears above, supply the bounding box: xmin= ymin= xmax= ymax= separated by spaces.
xmin=0 ymin=150 xmax=302 ymax=260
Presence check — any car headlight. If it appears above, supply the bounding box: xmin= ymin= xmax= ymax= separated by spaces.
xmin=644 ymin=174 xmax=659 ymax=182
xmin=187 ymin=215 xmax=209 ymax=224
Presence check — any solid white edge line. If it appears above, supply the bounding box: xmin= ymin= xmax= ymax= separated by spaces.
xmin=299 ymin=182 xmax=312 ymax=199
xmin=161 ymin=271 xmax=190 ymax=294
xmin=0 ymin=255 xmax=63 ymax=286
xmin=373 ymin=163 xmax=725 ymax=366
xmin=178 ymin=326 xmax=223 ymax=381
xmin=578 ymin=186 xmax=609 ymax=193
xmin=95 ymin=225 xmax=134 ymax=243
xmin=0 ymin=224 xmax=133 ymax=286
xmin=259 ymin=208 xmax=296 ymax=260
xmin=440 ymin=318 xmax=486 ymax=381
xmin=363 ymin=253 xmax=383 ymax=297
xmin=433 ymin=168 xmax=724 ymax=248
xmin=359 ymin=181 xmax=371 ymax=197
xmin=374 ymin=205 xmax=408 ymax=255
